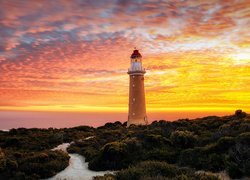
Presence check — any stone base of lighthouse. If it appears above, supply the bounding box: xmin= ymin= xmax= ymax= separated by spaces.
xmin=127 ymin=73 xmax=147 ymax=126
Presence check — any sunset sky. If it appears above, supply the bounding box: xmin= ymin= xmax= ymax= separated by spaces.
xmin=0 ymin=0 xmax=250 ymax=119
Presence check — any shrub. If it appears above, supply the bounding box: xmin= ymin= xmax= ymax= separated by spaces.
xmin=237 ymin=132 xmax=250 ymax=145
xmin=18 ymin=150 xmax=69 ymax=179
xmin=195 ymin=172 xmax=219 ymax=180
xmin=144 ymin=149 xmax=177 ymax=164
xmin=207 ymin=153 xmax=226 ymax=171
xmin=178 ymin=148 xmax=202 ymax=168
xmin=203 ymin=137 xmax=235 ymax=154
xmin=115 ymin=161 xmax=219 ymax=180
xmin=102 ymin=142 xmax=128 ymax=161
xmin=89 ymin=141 xmax=129 ymax=170
xmin=170 ymin=130 xmax=197 ymax=148
xmin=6 ymin=159 xmax=18 ymax=171
xmin=226 ymin=132 xmax=250 ymax=178
xmin=0 ymin=149 xmax=6 ymax=171
xmin=235 ymin=109 xmax=247 ymax=118
xmin=227 ymin=161 xmax=243 ymax=178
xmin=215 ymin=137 xmax=235 ymax=152
xmin=116 ymin=161 xmax=178 ymax=180
xmin=144 ymin=134 xmax=172 ymax=148
xmin=94 ymin=173 xmax=116 ymax=180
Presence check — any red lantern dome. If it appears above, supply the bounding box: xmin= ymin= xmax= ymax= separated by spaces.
xmin=130 ymin=49 xmax=142 ymax=58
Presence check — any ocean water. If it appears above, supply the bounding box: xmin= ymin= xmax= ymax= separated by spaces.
xmin=0 ymin=110 xmax=229 ymax=129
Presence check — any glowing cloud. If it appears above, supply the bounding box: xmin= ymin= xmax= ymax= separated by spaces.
xmin=0 ymin=0 xmax=249 ymax=114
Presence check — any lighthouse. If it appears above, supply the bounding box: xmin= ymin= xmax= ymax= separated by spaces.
xmin=127 ymin=49 xmax=148 ymax=126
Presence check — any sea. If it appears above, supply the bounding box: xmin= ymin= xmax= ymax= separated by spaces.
xmin=0 ymin=110 xmax=229 ymax=130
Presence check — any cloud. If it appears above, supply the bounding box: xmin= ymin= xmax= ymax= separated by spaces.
xmin=0 ymin=0 xmax=249 ymax=111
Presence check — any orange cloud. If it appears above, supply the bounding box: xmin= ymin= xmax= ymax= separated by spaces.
xmin=0 ymin=0 xmax=249 ymax=115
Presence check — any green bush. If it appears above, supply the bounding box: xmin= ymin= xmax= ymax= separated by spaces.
xmin=170 ymin=130 xmax=197 ymax=148
xmin=144 ymin=149 xmax=177 ymax=163
xmin=115 ymin=161 xmax=219 ymax=180
xmin=89 ymin=141 xmax=129 ymax=170
xmin=207 ymin=153 xmax=226 ymax=171
xmin=179 ymin=148 xmax=202 ymax=168
xmin=116 ymin=161 xmax=178 ymax=180
xmin=17 ymin=150 xmax=69 ymax=179
xmin=144 ymin=134 xmax=172 ymax=148
xmin=237 ymin=132 xmax=250 ymax=145
xmin=0 ymin=149 xmax=6 ymax=171
xmin=227 ymin=161 xmax=243 ymax=178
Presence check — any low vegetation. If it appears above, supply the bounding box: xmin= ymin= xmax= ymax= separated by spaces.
xmin=0 ymin=127 xmax=94 ymax=179
xmin=70 ymin=110 xmax=250 ymax=179
xmin=0 ymin=110 xmax=249 ymax=179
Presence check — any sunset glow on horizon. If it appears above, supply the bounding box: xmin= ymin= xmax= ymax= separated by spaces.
xmin=0 ymin=0 xmax=250 ymax=118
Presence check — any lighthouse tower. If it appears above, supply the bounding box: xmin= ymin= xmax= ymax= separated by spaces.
xmin=127 ymin=49 xmax=148 ymax=126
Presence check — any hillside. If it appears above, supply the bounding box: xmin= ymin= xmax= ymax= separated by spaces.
xmin=0 ymin=110 xmax=249 ymax=179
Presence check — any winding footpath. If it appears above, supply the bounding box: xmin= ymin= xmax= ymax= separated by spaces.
xmin=47 ymin=142 xmax=112 ymax=180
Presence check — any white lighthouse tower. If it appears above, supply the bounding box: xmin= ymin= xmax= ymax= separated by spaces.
xmin=127 ymin=49 xmax=148 ymax=126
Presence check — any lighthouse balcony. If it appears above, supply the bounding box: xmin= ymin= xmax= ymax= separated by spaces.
xmin=127 ymin=68 xmax=146 ymax=75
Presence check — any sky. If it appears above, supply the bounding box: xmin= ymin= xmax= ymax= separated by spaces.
xmin=0 ymin=0 xmax=250 ymax=119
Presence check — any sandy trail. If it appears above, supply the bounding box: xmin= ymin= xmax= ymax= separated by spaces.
xmin=47 ymin=142 xmax=112 ymax=180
